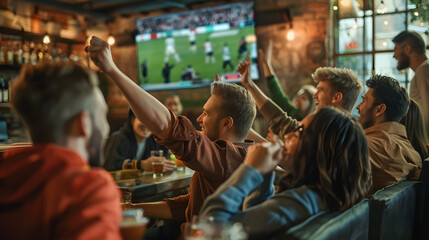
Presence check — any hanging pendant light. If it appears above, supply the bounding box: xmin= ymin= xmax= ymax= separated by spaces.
xmin=42 ymin=33 xmax=50 ymax=44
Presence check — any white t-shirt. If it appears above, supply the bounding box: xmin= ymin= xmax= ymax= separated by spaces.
xmin=204 ymin=41 xmax=213 ymax=53
xmin=189 ymin=31 xmax=196 ymax=42
xmin=222 ymin=46 xmax=231 ymax=61
xmin=410 ymin=59 xmax=429 ymax=137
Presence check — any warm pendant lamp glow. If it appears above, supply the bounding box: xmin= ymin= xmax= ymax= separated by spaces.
xmin=286 ymin=29 xmax=295 ymax=41
xmin=43 ymin=34 xmax=50 ymax=44
xmin=107 ymin=35 xmax=115 ymax=45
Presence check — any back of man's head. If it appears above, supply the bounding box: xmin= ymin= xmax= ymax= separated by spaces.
xmin=11 ymin=62 xmax=98 ymax=144
xmin=210 ymin=82 xmax=256 ymax=140
xmin=312 ymin=67 xmax=362 ymax=111
xmin=393 ymin=30 xmax=426 ymax=56
xmin=366 ymin=75 xmax=409 ymax=122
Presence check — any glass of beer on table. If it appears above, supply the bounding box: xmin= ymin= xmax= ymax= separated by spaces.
xmin=151 ymin=150 xmax=164 ymax=178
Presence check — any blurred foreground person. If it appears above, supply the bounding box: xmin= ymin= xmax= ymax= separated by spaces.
xmin=0 ymin=62 xmax=121 ymax=239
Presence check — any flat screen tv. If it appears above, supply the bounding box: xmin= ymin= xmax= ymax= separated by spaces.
xmin=135 ymin=2 xmax=258 ymax=91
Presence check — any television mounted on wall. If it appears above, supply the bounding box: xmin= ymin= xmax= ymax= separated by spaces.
xmin=135 ymin=1 xmax=258 ymax=91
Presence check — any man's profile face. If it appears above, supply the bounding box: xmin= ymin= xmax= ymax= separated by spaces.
xmin=165 ymin=96 xmax=183 ymax=115
xmin=196 ymin=95 xmax=223 ymax=141
xmin=88 ymin=89 xmax=110 ymax=167
xmin=393 ymin=43 xmax=410 ymax=70
xmin=313 ymin=81 xmax=335 ymax=110
xmin=356 ymin=88 xmax=378 ymax=129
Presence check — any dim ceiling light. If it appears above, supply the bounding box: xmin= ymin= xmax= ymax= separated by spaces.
xmin=107 ymin=35 xmax=115 ymax=45
xmin=43 ymin=34 xmax=50 ymax=44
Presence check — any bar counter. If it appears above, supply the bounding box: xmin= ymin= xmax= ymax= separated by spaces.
xmin=115 ymin=168 xmax=194 ymax=202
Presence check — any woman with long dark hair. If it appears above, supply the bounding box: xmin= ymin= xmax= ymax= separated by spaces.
xmin=400 ymin=99 xmax=429 ymax=161
xmin=199 ymin=107 xmax=372 ymax=238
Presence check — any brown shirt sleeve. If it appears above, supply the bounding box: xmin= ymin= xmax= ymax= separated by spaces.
xmin=260 ymin=100 xmax=300 ymax=139
xmin=164 ymin=193 xmax=190 ymax=223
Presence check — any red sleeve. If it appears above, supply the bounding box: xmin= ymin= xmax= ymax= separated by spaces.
xmin=163 ymin=193 xmax=190 ymax=223
xmin=53 ymin=169 xmax=122 ymax=240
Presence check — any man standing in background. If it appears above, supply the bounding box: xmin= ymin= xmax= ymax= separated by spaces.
xmin=393 ymin=30 xmax=429 ymax=137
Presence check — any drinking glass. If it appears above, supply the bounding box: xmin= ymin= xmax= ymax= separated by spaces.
xmin=122 ymin=191 xmax=132 ymax=210
xmin=184 ymin=216 xmax=248 ymax=240
xmin=151 ymin=150 xmax=164 ymax=178
xmin=120 ymin=209 xmax=149 ymax=240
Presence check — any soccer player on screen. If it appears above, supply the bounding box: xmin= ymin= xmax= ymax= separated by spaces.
xmin=164 ymin=36 xmax=181 ymax=63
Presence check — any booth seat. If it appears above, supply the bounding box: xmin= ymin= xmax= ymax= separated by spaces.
xmin=271 ymin=199 xmax=369 ymax=240
xmin=418 ymin=158 xmax=429 ymax=240
xmin=369 ymin=179 xmax=424 ymax=240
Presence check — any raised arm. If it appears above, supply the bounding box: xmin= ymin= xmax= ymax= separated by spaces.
xmin=87 ymin=36 xmax=172 ymax=139
xmin=238 ymin=55 xmax=270 ymax=109
xmin=260 ymin=47 xmax=299 ymax=118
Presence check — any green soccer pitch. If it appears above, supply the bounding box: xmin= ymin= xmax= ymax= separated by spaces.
xmin=136 ymin=26 xmax=255 ymax=85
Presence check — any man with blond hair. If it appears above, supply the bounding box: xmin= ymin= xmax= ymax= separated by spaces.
xmin=240 ymin=54 xmax=363 ymax=139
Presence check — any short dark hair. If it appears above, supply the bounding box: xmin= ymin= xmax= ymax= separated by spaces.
xmin=11 ymin=62 xmax=98 ymax=144
xmin=392 ymin=30 xmax=426 ymax=55
xmin=366 ymin=75 xmax=409 ymax=122
xmin=211 ymin=82 xmax=256 ymax=140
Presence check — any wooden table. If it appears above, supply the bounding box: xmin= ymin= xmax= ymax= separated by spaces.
xmin=116 ymin=168 xmax=194 ymax=202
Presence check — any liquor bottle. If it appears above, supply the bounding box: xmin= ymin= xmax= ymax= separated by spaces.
xmin=37 ymin=43 xmax=43 ymax=62
xmin=0 ymin=46 xmax=5 ymax=64
xmin=23 ymin=42 xmax=30 ymax=64
xmin=6 ymin=43 xmax=14 ymax=65
xmin=30 ymin=42 xmax=37 ymax=65
xmin=2 ymin=77 xmax=9 ymax=103
xmin=0 ymin=75 xmax=3 ymax=102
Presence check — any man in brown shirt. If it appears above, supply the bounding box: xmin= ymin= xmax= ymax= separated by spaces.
xmin=356 ymin=75 xmax=421 ymax=193
xmin=87 ymin=36 xmax=258 ymax=239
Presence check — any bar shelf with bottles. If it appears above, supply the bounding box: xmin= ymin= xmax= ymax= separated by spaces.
xmin=0 ymin=26 xmax=86 ymax=70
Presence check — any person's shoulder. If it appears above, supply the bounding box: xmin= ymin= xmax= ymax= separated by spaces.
xmin=61 ymin=167 xmax=117 ymax=193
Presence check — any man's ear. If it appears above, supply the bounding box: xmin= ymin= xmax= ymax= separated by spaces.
xmin=332 ymin=92 xmax=343 ymax=104
xmin=72 ymin=111 xmax=92 ymax=138
xmin=222 ymin=116 xmax=234 ymax=130
xmin=404 ymin=43 xmax=412 ymax=54
xmin=375 ymin=103 xmax=386 ymax=117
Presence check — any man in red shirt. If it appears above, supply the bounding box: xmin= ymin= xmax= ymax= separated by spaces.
xmin=0 ymin=62 xmax=121 ymax=239
xmin=87 ymin=36 xmax=259 ymax=239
